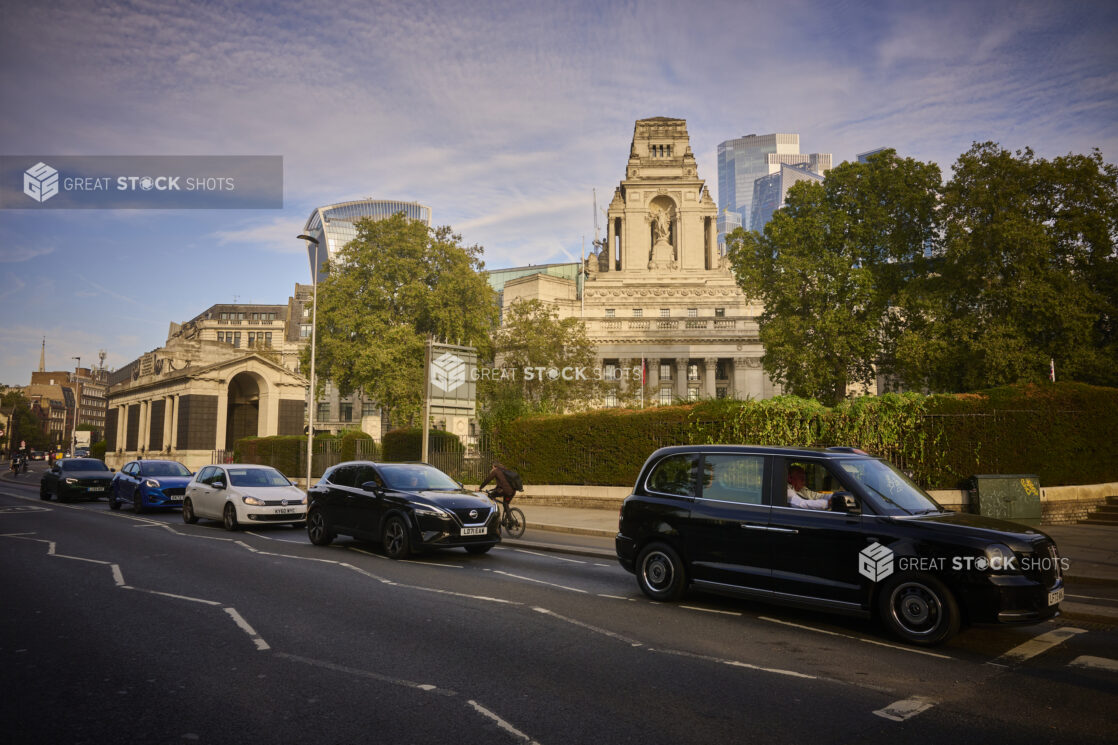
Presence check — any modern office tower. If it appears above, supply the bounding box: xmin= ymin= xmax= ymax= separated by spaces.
xmin=716 ymin=133 xmax=831 ymax=238
xmin=300 ymin=199 xmax=431 ymax=281
xmin=716 ymin=209 xmax=742 ymax=253
xmin=750 ymin=163 xmax=826 ymax=232
xmin=857 ymin=147 xmax=889 ymax=163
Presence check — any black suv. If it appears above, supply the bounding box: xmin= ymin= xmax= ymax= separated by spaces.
xmin=306 ymin=461 xmax=500 ymax=558
xmin=616 ymin=445 xmax=1065 ymax=646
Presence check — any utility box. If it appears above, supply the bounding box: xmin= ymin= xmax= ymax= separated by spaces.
xmin=968 ymin=474 xmax=1042 ymax=526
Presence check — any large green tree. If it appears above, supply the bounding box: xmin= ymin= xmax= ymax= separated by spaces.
xmin=308 ymin=213 xmax=498 ymax=425
xmin=479 ymin=298 xmax=605 ymax=427
xmin=727 ymin=151 xmax=942 ymax=405
xmin=893 ymin=143 xmax=1118 ymax=391
xmin=2 ymin=390 xmax=50 ymax=450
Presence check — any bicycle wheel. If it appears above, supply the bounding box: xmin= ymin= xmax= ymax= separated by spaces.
xmin=504 ymin=507 xmax=526 ymax=539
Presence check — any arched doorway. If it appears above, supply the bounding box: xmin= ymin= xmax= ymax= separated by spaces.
xmin=226 ymin=372 xmax=262 ymax=450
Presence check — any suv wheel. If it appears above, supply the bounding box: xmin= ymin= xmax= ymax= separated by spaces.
xmin=636 ymin=543 xmax=687 ymax=601
xmin=877 ymin=573 xmax=960 ymax=646
xmin=382 ymin=516 xmax=411 ymax=559
xmin=307 ymin=509 xmax=334 ymax=546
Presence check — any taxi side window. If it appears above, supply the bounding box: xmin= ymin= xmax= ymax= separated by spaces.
xmin=646 ymin=454 xmax=698 ymax=497
xmin=701 ymin=455 xmax=764 ymax=504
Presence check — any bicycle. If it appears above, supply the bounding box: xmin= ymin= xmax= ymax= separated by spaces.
xmin=487 ymin=488 xmax=526 ymax=538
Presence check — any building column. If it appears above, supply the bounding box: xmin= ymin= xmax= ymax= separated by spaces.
xmin=675 ymin=358 xmax=688 ymax=400
xmin=117 ymin=404 xmax=128 ymax=451
xmin=168 ymin=395 xmax=179 ymax=451
xmin=215 ymin=387 xmax=229 ymax=453
xmin=139 ymin=399 xmax=151 ymax=453
xmin=605 ymin=218 xmax=614 ymax=272
xmin=704 ymin=357 xmax=718 ymax=398
xmin=646 ymin=357 xmax=660 ymax=401
xmin=162 ymin=395 xmax=174 ymax=452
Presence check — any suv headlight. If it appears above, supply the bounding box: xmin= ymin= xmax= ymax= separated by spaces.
xmin=144 ymin=479 xmax=161 ymax=488
xmin=65 ymin=477 xmax=78 ymax=484
xmin=410 ymin=502 xmax=449 ymax=518
xmin=242 ymin=496 xmax=266 ymax=506
xmin=983 ymin=543 xmax=1019 ymax=573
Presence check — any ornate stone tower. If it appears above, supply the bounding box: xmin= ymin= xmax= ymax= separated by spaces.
xmin=594 ymin=117 xmax=719 ymax=274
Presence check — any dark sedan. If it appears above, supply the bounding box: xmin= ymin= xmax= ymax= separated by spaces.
xmin=40 ymin=458 xmax=114 ymax=502
xmin=306 ymin=461 xmax=500 ymax=558
xmin=109 ymin=459 xmax=193 ymax=512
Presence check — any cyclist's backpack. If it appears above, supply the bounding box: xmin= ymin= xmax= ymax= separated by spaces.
xmin=502 ymin=468 xmax=523 ymax=493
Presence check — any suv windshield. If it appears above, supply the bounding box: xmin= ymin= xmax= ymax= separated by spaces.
xmin=228 ymin=468 xmax=291 ymax=487
xmin=838 ymin=458 xmax=943 ymax=515
xmin=142 ymin=462 xmax=191 ymax=477
xmin=66 ymin=459 xmax=109 ymax=471
xmin=380 ymin=464 xmax=460 ymax=491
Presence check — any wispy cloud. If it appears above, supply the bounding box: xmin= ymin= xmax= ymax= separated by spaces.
xmin=0 ymin=245 xmax=55 ymax=263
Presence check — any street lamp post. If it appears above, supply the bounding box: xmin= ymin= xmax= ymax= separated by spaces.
xmin=297 ymin=233 xmax=321 ymax=490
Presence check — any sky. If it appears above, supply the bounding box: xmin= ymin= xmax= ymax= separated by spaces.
xmin=1 ymin=0 xmax=1115 ymax=386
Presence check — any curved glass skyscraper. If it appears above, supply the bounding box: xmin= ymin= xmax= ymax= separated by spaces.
xmin=301 ymin=199 xmax=431 ymax=280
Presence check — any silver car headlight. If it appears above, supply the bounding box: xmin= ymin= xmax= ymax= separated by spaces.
xmin=242 ymin=496 xmax=266 ymax=506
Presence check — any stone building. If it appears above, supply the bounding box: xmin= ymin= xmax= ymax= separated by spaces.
xmin=502 ymin=117 xmax=781 ymax=403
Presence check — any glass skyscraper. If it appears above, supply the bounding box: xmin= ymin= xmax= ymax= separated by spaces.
xmin=301 ymin=199 xmax=431 ymax=280
xmin=716 ymin=133 xmax=831 ymax=239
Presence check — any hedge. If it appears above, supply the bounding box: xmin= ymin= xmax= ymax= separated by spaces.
xmin=382 ymin=428 xmax=463 ymax=462
xmin=489 ymin=382 xmax=1118 ymax=488
xmin=90 ymin=440 xmax=107 ymax=462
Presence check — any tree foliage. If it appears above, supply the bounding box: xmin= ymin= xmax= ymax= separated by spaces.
xmin=308 ymin=213 xmax=498 ymax=425
xmin=1 ymin=390 xmax=51 ymax=450
xmin=727 ymin=150 xmax=941 ymax=405
xmin=479 ymin=298 xmax=605 ymax=428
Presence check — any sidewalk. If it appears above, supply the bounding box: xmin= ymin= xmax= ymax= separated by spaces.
xmin=512 ymin=504 xmax=1118 ymax=625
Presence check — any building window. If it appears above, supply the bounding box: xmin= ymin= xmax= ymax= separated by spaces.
xmin=264 ymin=332 xmax=272 ymax=347
xmin=658 ymin=388 xmax=673 ymax=405
xmin=339 ymin=403 xmax=353 ymax=422
xmin=268 ymin=312 xmax=276 ymax=321
xmin=605 ymin=308 xmax=615 ymax=318
xmin=688 ymin=364 xmax=700 ymax=381
xmin=220 ymin=312 xmax=228 ymax=320
xmin=688 ymin=308 xmax=698 ymax=318
xmin=660 ymin=363 xmax=671 ymax=380
xmin=233 ymin=332 xmax=241 ymax=348
xmin=300 ymin=325 xmax=312 ymax=338
xmin=687 ymin=387 xmax=699 ymax=401
xmin=302 ymin=307 xmax=310 ymax=318
xmin=605 ymin=392 xmax=618 ymax=408
xmin=632 ymin=308 xmax=643 ymax=318
xmin=660 ymin=309 xmax=670 ymax=318
xmin=217 ymin=332 xmax=224 ymax=343
xmin=316 ymin=402 xmax=330 ymax=420
xmin=238 ymin=312 xmax=245 ymax=320
xmin=252 ymin=313 xmax=259 ymax=321
xmin=248 ymin=332 xmax=256 ymax=346
xmin=715 ymin=308 xmax=725 ymax=318
xmin=362 ymin=402 xmax=377 ymax=417
xmin=604 ymin=362 xmax=617 ymax=381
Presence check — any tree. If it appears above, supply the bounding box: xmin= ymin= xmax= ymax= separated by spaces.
xmin=307 ymin=213 xmax=498 ymax=426
xmin=479 ymin=299 xmax=605 ymax=426
xmin=893 ymin=143 xmax=1118 ymax=391
xmin=727 ymin=151 xmax=942 ymax=405
xmin=1 ymin=391 xmax=50 ymax=451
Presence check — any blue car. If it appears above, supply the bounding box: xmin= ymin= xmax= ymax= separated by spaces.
xmin=109 ymin=459 xmax=193 ymax=513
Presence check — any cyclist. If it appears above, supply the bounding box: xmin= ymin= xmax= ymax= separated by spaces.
xmin=479 ymin=461 xmax=517 ymax=514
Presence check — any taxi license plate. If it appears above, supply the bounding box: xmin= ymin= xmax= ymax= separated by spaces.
xmin=461 ymin=527 xmax=487 ymax=536
xmin=88 ymin=487 xmax=104 ymax=492
xmin=1048 ymin=588 xmax=1064 ymax=606
xmin=275 ymin=508 xmax=297 ymax=514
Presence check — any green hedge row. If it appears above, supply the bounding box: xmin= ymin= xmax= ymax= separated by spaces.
xmin=381 ymin=428 xmax=463 ymax=462
xmin=490 ymin=383 xmax=1118 ymax=488
xmin=232 ymin=431 xmax=374 ymax=478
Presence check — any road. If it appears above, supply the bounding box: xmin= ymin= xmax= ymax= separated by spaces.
xmin=2 ymin=466 xmax=1115 ymax=744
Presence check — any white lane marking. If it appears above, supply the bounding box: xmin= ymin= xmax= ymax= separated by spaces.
xmin=336 ymin=562 xmax=518 ymax=604
xmin=682 ymin=605 xmax=741 ymax=616
xmin=111 ymin=564 xmax=125 ymax=586
xmin=594 ymin=563 xmax=611 ymax=567
xmin=130 ymin=588 xmax=223 ymax=606
xmin=493 ymin=570 xmax=587 ymax=594
xmin=597 ymin=594 xmax=635 ymax=601
xmin=1067 ymin=593 xmax=1118 ymax=602
xmin=466 ymin=700 xmax=543 ymax=745
xmin=224 ymin=607 xmax=270 ymax=651
xmin=244 ymin=530 xmax=307 ymax=544
xmin=653 ymin=647 xmax=820 ymax=680
xmin=0 ymin=532 xmax=36 ymax=536
xmin=276 ymin=652 xmax=456 ymax=695
xmin=512 ymin=548 xmax=586 ymax=564
xmin=873 ymin=696 xmax=937 ymax=722
xmin=0 ymin=505 xmax=50 ymax=514
xmin=996 ymin=627 xmax=1088 ymax=664
xmin=533 ymin=607 xmax=644 ymax=647
xmin=758 ymin=617 xmax=953 ymax=660
xmin=1069 ymin=655 xmax=1118 ymax=673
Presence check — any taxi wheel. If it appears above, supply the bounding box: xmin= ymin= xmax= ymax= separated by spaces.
xmin=223 ymin=503 xmax=240 ymax=532
xmin=636 ymin=542 xmax=688 ymax=601
xmin=877 ymin=573 xmax=960 ymax=646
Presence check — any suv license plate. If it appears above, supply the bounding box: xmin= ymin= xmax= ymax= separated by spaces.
xmin=1048 ymin=588 xmax=1064 ymax=606
xmin=461 ymin=527 xmax=487 ymax=536
xmin=88 ymin=487 xmax=104 ymax=492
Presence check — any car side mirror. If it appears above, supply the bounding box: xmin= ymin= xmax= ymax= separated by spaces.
xmin=110 ymin=468 xmax=116 ymax=473
xmin=360 ymin=480 xmax=383 ymax=493
xmin=212 ymin=481 xmax=226 ymax=490
xmin=830 ymin=491 xmax=859 ymax=513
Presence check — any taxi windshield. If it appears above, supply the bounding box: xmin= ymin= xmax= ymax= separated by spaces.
xmin=839 ymin=458 xmax=944 ymax=516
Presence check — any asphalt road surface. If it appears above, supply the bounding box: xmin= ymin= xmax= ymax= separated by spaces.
xmin=2 ymin=467 xmax=1116 ymax=745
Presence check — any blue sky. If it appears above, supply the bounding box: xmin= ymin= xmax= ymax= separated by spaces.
xmin=1 ymin=0 xmax=1116 ymax=385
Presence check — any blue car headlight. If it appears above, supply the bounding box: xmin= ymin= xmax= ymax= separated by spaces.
xmin=144 ymin=479 xmax=161 ymax=489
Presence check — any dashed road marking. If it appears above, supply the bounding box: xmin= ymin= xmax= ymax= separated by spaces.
xmin=467 ymin=700 xmax=543 ymax=745
xmin=224 ymin=607 xmax=271 ymax=651
xmin=1069 ymin=655 xmax=1118 ymax=673
xmin=276 ymin=651 xmax=456 ymax=695
xmin=758 ymin=617 xmax=953 ymax=660
xmin=682 ymin=605 xmax=741 ymax=616
xmin=996 ymin=627 xmax=1087 ymax=664
xmin=654 ymin=647 xmax=821 ymax=680
xmin=512 ymin=548 xmax=586 ymax=564
xmin=0 ymin=505 xmax=50 ymax=514
xmin=533 ymin=607 xmax=643 ymax=647
xmin=493 ymin=570 xmax=587 ymax=594
xmin=873 ymin=696 xmax=937 ymax=721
